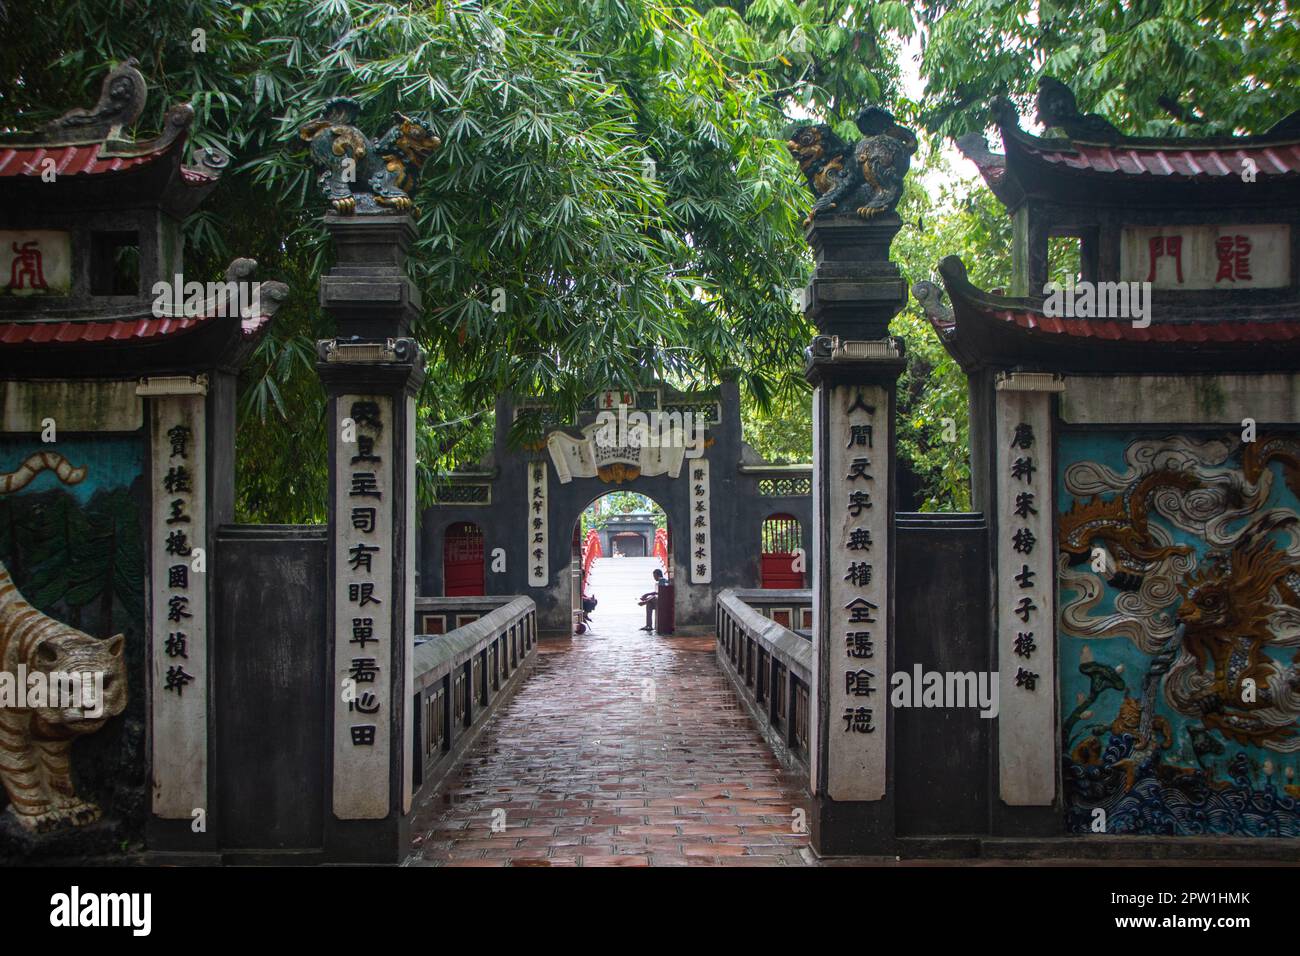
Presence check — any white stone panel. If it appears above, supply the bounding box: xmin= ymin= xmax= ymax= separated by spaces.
xmin=1060 ymin=373 xmax=1300 ymax=425
xmin=150 ymin=394 xmax=207 ymax=818
xmin=688 ymin=459 xmax=711 ymax=584
xmin=333 ymin=394 xmax=393 ymax=819
xmin=994 ymin=385 xmax=1056 ymax=806
xmin=823 ymin=384 xmax=888 ymax=801
xmin=527 ymin=462 xmax=548 ymax=587
xmin=1120 ymin=223 xmax=1290 ymax=290
xmin=0 ymin=230 xmax=72 ymax=296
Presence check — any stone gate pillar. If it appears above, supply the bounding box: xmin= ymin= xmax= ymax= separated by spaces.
xmin=991 ymin=371 xmax=1061 ymax=821
xmin=316 ymin=213 xmax=425 ymax=862
xmin=803 ymin=214 xmax=908 ymax=856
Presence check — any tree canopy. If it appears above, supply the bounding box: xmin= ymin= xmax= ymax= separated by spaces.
xmin=2 ymin=0 xmax=1294 ymax=518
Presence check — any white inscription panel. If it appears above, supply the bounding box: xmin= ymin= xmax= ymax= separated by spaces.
xmin=994 ymin=385 xmax=1056 ymax=805
xmin=825 ymin=384 xmax=888 ymax=801
xmin=403 ymin=395 xmax=416 ymax=813
xmin=150 ymin=394 xmax=207 ymax=817
xmin=1120 ymin=223 xmax=1290 ymax=290
xmin=688 ymin=459 xmax=711 ymax=584
xmin=527 ymin=461 xmax=548 ymax=587
xmin=333 ymin=394 xmax=393 ymax=819
xmin=0 ymin=230 xmax=72 ymax=296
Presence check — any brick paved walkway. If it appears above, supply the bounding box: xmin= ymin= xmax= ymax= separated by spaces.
xmin=406 ymin=557 xmax=813 ymax=867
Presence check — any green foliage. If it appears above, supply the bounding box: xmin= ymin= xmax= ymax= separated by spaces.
xmin=912 ymin=0 xmax=1300 ymax=140
xmin=890 ymin=151 xmax=1012 ymax=511
xmin=1 ymin=0 xmax=815 ymax=521
xmin=580 ymin=491 xmax=666 ymax=535
xmin=0 ymin=488 xmax=143 ymax=637
xmin=696 ymin=0 xmax=905 ymax=123
xmin=1047 ymin=236 xmax=1083 ymax=288
xmin=3 ymin=1 xmax=1293 ymax=522
xmin=741 ymin=384 xmax=812 ymax=463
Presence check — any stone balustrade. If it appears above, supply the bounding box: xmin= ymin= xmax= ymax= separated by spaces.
xmin=411 ymin=596 xmax=538 ymax=798
xmin=715 ymin=589 xmax=812 ymax=776
xmin=415 ymin=595 xmax=520 ymax=636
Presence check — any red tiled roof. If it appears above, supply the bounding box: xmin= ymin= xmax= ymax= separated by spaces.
xmin=0 ymin=140 xmax=179 ymax=178
xmin=0 ymin=313 xmax=271 ymax=347
xmin=987 ymin=307 xmax=1300 ymax=343
xmin=929 ymin=256 xmax=1300 ymax=362
xmin=1029 ymin=141 xmax=1300 ymax=179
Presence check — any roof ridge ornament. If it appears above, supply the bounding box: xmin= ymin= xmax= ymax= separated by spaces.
xmin=912 ymin=279 xmax=953 ymax=327
xmin=43 ymin=58 xmax=149 ymax=144
xmin=1034 ymin=76 xmax=1120 ymax=143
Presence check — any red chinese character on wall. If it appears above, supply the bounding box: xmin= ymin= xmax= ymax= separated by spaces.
xmin=1146 ymin=235 xmax=1184 ymax=284
xmin=7 ymin=240 xmax=47 ymax=291
xmin=1214 ymin=234 xmax=1252 ymax=283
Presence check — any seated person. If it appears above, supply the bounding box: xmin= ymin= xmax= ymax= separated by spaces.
xmin=581 ymin=592 xmax=597 ymax=624
xmin=638 ymin=568 xmax=665 ymax=632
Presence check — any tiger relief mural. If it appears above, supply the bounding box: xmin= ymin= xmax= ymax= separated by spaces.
xmin=0 ymin=442 xmax=144 ymax=844
xmin=1059 ymin=432 xmax=1300 ymax=836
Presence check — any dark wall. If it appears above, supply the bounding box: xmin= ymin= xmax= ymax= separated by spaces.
xmin=893 ymin=513 xmax=990 ymax=837
xmin=213 ymin=524 xmax=327 ymax=852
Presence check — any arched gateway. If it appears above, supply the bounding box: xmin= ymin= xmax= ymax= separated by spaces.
xmin=419 ymin=383 xmax=812 ymax=633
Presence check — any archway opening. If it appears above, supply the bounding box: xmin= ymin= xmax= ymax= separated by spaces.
xmin=572 ymin=491 xmax=671 ymax=634
xmin=760 ymin=513 xmax=804 ymax=589
xmin=443 ymin=520 xmax=485 ymax=596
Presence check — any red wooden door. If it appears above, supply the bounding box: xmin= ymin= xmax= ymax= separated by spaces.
xmin=443 ymin=522 xmax=485 ymax=596
xmin=761 ymin=514 xmax=804 ymax=589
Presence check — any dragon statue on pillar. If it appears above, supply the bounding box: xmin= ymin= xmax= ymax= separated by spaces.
xmin=298 ymin=97 xmax=441 ymax=214
xmin=785 ymin=105 xmax=918 ymax=227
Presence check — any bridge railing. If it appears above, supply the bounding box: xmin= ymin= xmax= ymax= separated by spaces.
xmin=715 ymin=588 xmax=812 ymax=775
xmin=726 ymin=587 xmax=812 ymax=633
xmin=652 ymin=527 xmax=668 ymax=570
xmin=415 ymin=594 xmax=518 ymax=636
xmin=411 ymin=596 xmax=537 ymax=799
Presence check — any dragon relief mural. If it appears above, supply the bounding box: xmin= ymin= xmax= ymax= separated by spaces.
xmin=1059 ymin=433 xmax=1300 ymax=836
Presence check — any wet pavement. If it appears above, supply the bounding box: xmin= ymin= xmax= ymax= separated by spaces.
xmin=405 ymin=556 xmax=813 ymax=867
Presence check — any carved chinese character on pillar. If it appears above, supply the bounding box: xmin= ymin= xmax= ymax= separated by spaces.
xmin=528 ymin=462 xmax=548 ymax=588
xmin=995 ymin=376 xmax=1057 ymax=806
xmin=825 ymin=385 xmax=888 ymax=801
xmin=689 ymin=459 xmax=711 ymax=584
xmin=149 ymin=391 xmax=207 ymax=818
xmin=333 ymin=395 xmax=393 ymax=819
